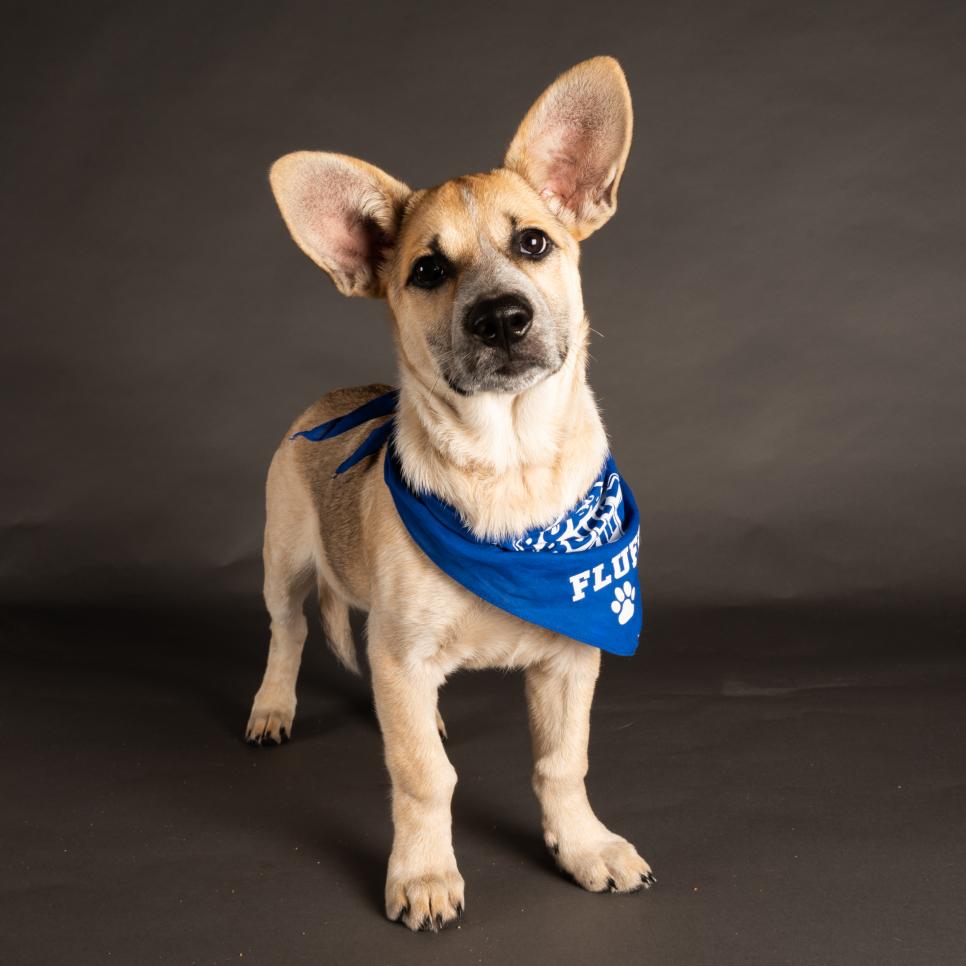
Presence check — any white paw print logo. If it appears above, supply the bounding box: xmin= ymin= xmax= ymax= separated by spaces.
xmin=611 ymin=581 xmax=636 ymax=625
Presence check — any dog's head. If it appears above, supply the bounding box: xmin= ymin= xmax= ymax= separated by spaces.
xmin=270 ymin=57 xmax=632 ymax=397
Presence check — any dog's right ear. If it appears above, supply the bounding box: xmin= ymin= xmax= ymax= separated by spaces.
xmin=269 ymin=152 xmax=411 ymax=298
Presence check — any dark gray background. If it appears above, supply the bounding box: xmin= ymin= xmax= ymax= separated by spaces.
xmin=3 ymin=0 xmax=964 ymax=609
xmin=2 ymin=2 xmax=965 ymax=965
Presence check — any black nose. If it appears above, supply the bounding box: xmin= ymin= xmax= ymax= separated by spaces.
xmin=465 ymin=294 xmax=533 ymax=349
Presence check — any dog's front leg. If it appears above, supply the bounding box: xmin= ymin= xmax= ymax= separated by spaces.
xmin=369 ymin=628 xmax=464 ymax=932
xmin=526 ymin=645 xmax=655 ymax=893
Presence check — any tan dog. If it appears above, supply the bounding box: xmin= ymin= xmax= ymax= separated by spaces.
xmin=246 ymin=56 xmax=653 ymax=931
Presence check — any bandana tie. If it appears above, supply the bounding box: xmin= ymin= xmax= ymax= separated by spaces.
xmin=292 ymin=390 xmax=641 ymax=656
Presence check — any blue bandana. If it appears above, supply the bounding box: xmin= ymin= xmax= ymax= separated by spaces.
xmin=292 ymin=390 xmax=641 ymax=656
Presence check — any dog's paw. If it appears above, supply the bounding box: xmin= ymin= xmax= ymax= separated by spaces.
xmin=549 ymin=834 xmax=654 ymax=894
xmin=245 ymin=704 xmax=294 ymax=745
xmin=386 ymin=869 xmax=465 ymax=932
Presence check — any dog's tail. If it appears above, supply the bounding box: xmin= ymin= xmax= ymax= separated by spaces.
xmin=318 ymin=577 xmax=360 ymax=674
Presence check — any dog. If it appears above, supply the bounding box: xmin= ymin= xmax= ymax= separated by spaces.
xmin=245 ymin=56 xmax=653 ymax=931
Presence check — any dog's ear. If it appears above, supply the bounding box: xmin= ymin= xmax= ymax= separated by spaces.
xmin=504 ymin=57 xmax=633 ymax=240
xmin=269 ymin=152 xmax=411 ymax=297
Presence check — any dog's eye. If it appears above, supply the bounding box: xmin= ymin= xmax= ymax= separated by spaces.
xmin=518 ymin=228 xmax=551 ymax=260
xmin=409 ymin=254 xmax=449 ymax=290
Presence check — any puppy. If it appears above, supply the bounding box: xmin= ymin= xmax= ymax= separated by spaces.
xmin=246 ymin=56 xmax=653 ymax=931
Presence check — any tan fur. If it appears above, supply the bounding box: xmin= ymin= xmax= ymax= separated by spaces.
xmin=246 ymin=57 xmax=653 ymax=932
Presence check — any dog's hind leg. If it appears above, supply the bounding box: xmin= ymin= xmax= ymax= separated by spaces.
xmin=246 ymin=454 xmax=316 ymax=745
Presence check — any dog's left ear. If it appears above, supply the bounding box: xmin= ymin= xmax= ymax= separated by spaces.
xmin=504 ymin=56 xmax=633 ymax=240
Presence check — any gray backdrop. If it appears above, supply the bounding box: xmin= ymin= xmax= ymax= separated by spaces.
xmin=3 ymin=0 xmax=965 ymax=611
xmin=4 ymin=6 xmax=966 ymax=965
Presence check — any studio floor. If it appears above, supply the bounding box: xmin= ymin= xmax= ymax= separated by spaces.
xmin=2 ymin=603 xmax=964 ymax=965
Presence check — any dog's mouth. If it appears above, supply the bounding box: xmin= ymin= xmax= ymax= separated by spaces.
xmin=445 ymin=352 xmax=561 ymax=396
xmin=494 ymin=356 xmax=543 ymax=378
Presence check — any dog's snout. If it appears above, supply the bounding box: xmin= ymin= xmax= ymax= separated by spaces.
xmin=465 ymin=294 xmax=533 ymax=349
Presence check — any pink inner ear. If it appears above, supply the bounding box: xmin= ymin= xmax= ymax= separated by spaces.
xmin=323 ymin=212 xmax=370 ymax=273
xmin=534 ymin=121 xmax=608 ymax=209
xmin=297 ymin=173 xmax=390 ymax=286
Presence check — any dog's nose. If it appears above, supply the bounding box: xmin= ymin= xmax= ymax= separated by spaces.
xmin=465 ymin=294 xmax=533 ymax=349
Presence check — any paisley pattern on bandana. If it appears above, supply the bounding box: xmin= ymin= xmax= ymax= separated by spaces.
xmin=509 ymin=471 xmax=625 ymax=553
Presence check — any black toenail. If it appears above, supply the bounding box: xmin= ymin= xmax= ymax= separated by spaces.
xmin=606 ymin=877 xmax=617 ymax=892
xmin=420 ymin=915 xmax=431 ymax=931
xmin=456 ymin=903 xmax=463 ymax=918
xmin=436 ymin=913 xmax=443 ymax=930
